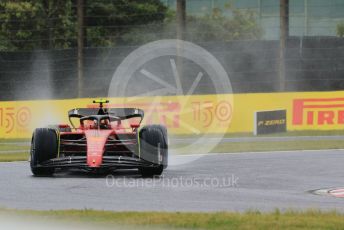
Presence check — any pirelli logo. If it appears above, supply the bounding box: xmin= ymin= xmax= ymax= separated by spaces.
xmin=293 ymin=98 xmax=344 ymax=126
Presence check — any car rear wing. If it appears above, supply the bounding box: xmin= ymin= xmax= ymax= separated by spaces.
xmin=68 ymin=108 xmax=144 ymax=119
xmin=68 ymin=108 xmax=144 ymax=129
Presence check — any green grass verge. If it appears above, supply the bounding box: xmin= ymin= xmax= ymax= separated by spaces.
xmin=261 ymin=130 xmax=344 ymax=137
xmin=1 ymin=209 xmax=344 ymax=230
xmin=0 ymin=144 xmax=29 ymax=151
xmin=0 ymin=138 xmax=30 ymax=143
xmin=172 ymin=140 xmax=344 ymax=155
xmin=2 ymin=140 xmax=343 ymax=161
xmin=172 ymin=130 xmax=344 ymax=139
xmin=0 ymin=152 xmax=28 ymax=162
xmin=0 ymin=139 xmax=29 ymax=161
xmin=1 ymin=131 xmax=344 ymax=162
xmin=211 ymin=140 xmax=344 ymax=153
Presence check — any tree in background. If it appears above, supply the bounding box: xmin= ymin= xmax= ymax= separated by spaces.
xmin=0 ymin=0 xmax=75 ymax=50
xmin=186 ymin=5 xmax=263 ymax=42
xmin=122 ymin=3 xmax=263 ymax=45
xmin=337 ymin=21 xmax=344 ymax=38
xmin=0 ymin=0 xmax=168 ymax=50
xmin=0 ymin=0 xmax=261 ymax=50
xmin=85 ymin=0 xmax=168 ymax=47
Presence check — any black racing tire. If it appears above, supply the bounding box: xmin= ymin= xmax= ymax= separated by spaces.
xmin=30 ymin=128 xmax=58 ymax=176
xmin=139 ymin=125 xmax=168 ymax=177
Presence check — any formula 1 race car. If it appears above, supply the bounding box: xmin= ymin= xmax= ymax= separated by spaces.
xmin=30 ymin=99 xmax=168 ymax=177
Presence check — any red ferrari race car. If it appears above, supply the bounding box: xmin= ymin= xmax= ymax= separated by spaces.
xmin=30 ymin=99 xmax=168 ymax=177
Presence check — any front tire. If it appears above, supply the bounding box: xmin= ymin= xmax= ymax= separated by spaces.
xmin=139 ymin=125 xmax=168 ymax=177
xmin=30 ymin=128 xmax=58 ymax=176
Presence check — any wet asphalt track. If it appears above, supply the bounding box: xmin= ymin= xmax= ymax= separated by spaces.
xmin=0 ymin=150 xmax=343 ymax=212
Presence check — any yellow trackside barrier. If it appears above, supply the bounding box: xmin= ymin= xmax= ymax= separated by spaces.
xmin=1 ymin=91 xmax=344 ymax=139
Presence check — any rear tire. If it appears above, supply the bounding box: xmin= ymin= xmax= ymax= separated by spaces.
xmin=30 ymin=128 xmax=58 ymax=176
xmin=139 ymin=125 xmax=168 ymax=177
